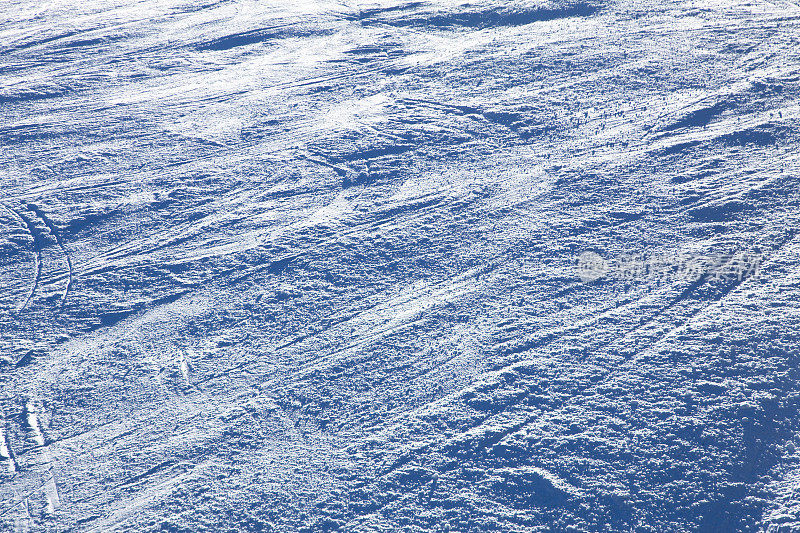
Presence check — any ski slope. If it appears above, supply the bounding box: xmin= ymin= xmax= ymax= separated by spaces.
xmin=2 ymin=0 xmax=800 ymax=531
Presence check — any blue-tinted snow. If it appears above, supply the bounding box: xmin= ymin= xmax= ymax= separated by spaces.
xmin=2 ymin=0 xmax=800 ymax=531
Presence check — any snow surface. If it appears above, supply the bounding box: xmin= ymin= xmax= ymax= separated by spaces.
xmin=2 ymin=0 xmax=800 ymax=531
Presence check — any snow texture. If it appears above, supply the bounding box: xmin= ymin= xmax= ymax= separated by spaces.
xmin=2 ymin=0 xmax=800 ymax=531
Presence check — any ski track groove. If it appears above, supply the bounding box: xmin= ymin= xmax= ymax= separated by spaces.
xmin=2 ymin=204 xmax=43 ymax=314
xmin=24 ymin=204 xmax=74 ymax=309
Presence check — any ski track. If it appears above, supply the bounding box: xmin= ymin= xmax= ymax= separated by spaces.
xmin=2 ymin=204 xmax=43 ymax=313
